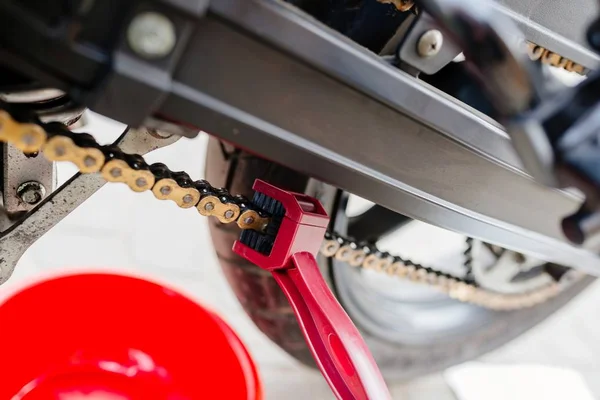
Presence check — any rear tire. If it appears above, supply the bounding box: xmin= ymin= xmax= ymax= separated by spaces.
xmin=205 ymin=137 xmax=594 ymax=380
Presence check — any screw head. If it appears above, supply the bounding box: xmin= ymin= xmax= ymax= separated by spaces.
xmin=417 ymin=29 xmax=443 ymax=58
xmin=17 ymin=181 xmax=46 ymax=205
xmin=127 ymin=12 xmax=177 ymax=59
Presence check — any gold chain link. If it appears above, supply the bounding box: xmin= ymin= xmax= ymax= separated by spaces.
xmin=526 ymin=41 xmax=587 ymax=75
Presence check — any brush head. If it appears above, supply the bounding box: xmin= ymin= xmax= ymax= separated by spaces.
xmin=239 ymin=191 xmax=286 ymax=255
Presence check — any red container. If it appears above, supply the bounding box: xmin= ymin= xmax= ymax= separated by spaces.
xmin=0 ymin=273 xmax=263 ymax=400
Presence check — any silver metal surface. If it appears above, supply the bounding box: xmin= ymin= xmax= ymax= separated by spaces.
xmin=0 ymin=88 xmax=65 ymax=103
xmin=0 ymin=128 xmax=180 ymax=284
xmin=3 ymin=144 xmax=54 ymax=213
xmin=165 ymin=1 xmax=600 ymax=273
xmin=508 ymin=119 xmax=558 ymax=187
xmin=0 ymin=88 xmax=84 ymax=126
xmin=127 ymin=12 xmax=177 ymax=59
xmin=400 ymin=15 xmax=460 ymax=74
xmin=38 ymin=105 xmax=87 ymax=126
xmin=17 ymin=181 xmax=46 ymax=205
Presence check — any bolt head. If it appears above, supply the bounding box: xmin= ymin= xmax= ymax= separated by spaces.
xmin=17 ymin=181 xmax=46 ymax=205
xmin=127 ymin=12 xmax=177 ymax=59
xmin=417 ymin=30 xmax=443 ymax=58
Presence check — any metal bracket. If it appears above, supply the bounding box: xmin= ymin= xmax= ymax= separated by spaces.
xmin=2 ymin=144 xmax=55 ymax=213
xmin=397 ymin=13 xmax=461 ymax=75
xmin=0 ymin=128 xmax=180 ymax=285
xmin=90 ymin=2 xmax=197 ymax=132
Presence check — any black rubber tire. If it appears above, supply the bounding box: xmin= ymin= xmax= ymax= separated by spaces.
xmin=205 ymin=137 xmax=594 ymax=380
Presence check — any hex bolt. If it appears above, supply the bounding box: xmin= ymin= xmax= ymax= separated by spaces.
xmin=17 ymin=181 xmax=46 ymax=205
xmin=417 ymin=30 xmax=443 ymax=58
xmin=127 ymin=12 xmax=177 ymax=59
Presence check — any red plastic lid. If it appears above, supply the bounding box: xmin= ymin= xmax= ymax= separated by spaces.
xmin=0 ymin=273 xmax=263 ymax=400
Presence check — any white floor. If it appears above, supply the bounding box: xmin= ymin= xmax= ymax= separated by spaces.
xmin=3 ymin=116 xmax=600 ymax=399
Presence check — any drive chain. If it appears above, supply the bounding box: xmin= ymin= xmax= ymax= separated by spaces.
xmin=0 ymin=105 xmax=574 ymax=311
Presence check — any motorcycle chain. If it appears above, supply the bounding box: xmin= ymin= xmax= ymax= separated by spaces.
xmin=0 ymin=106 xmax=571 ymax=311
xmin=526 ymin=41 xmax=587 ymax=75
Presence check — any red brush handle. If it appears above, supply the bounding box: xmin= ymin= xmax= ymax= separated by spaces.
xmin=272 ymin=252 xmax=391 ymax=400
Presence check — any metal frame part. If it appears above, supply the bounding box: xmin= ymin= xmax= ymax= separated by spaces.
xmin=0 ymin=128 xmax=179 ymax=284
xmin=2 ymin=144 xmax=55 ymax=213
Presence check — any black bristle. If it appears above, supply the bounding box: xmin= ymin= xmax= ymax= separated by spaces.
xmin=239 ymin=191 xmax=286 ymax=256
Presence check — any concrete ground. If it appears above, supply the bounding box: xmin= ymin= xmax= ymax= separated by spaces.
xmin=2 ymin=115 xmax=600 ymax=399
